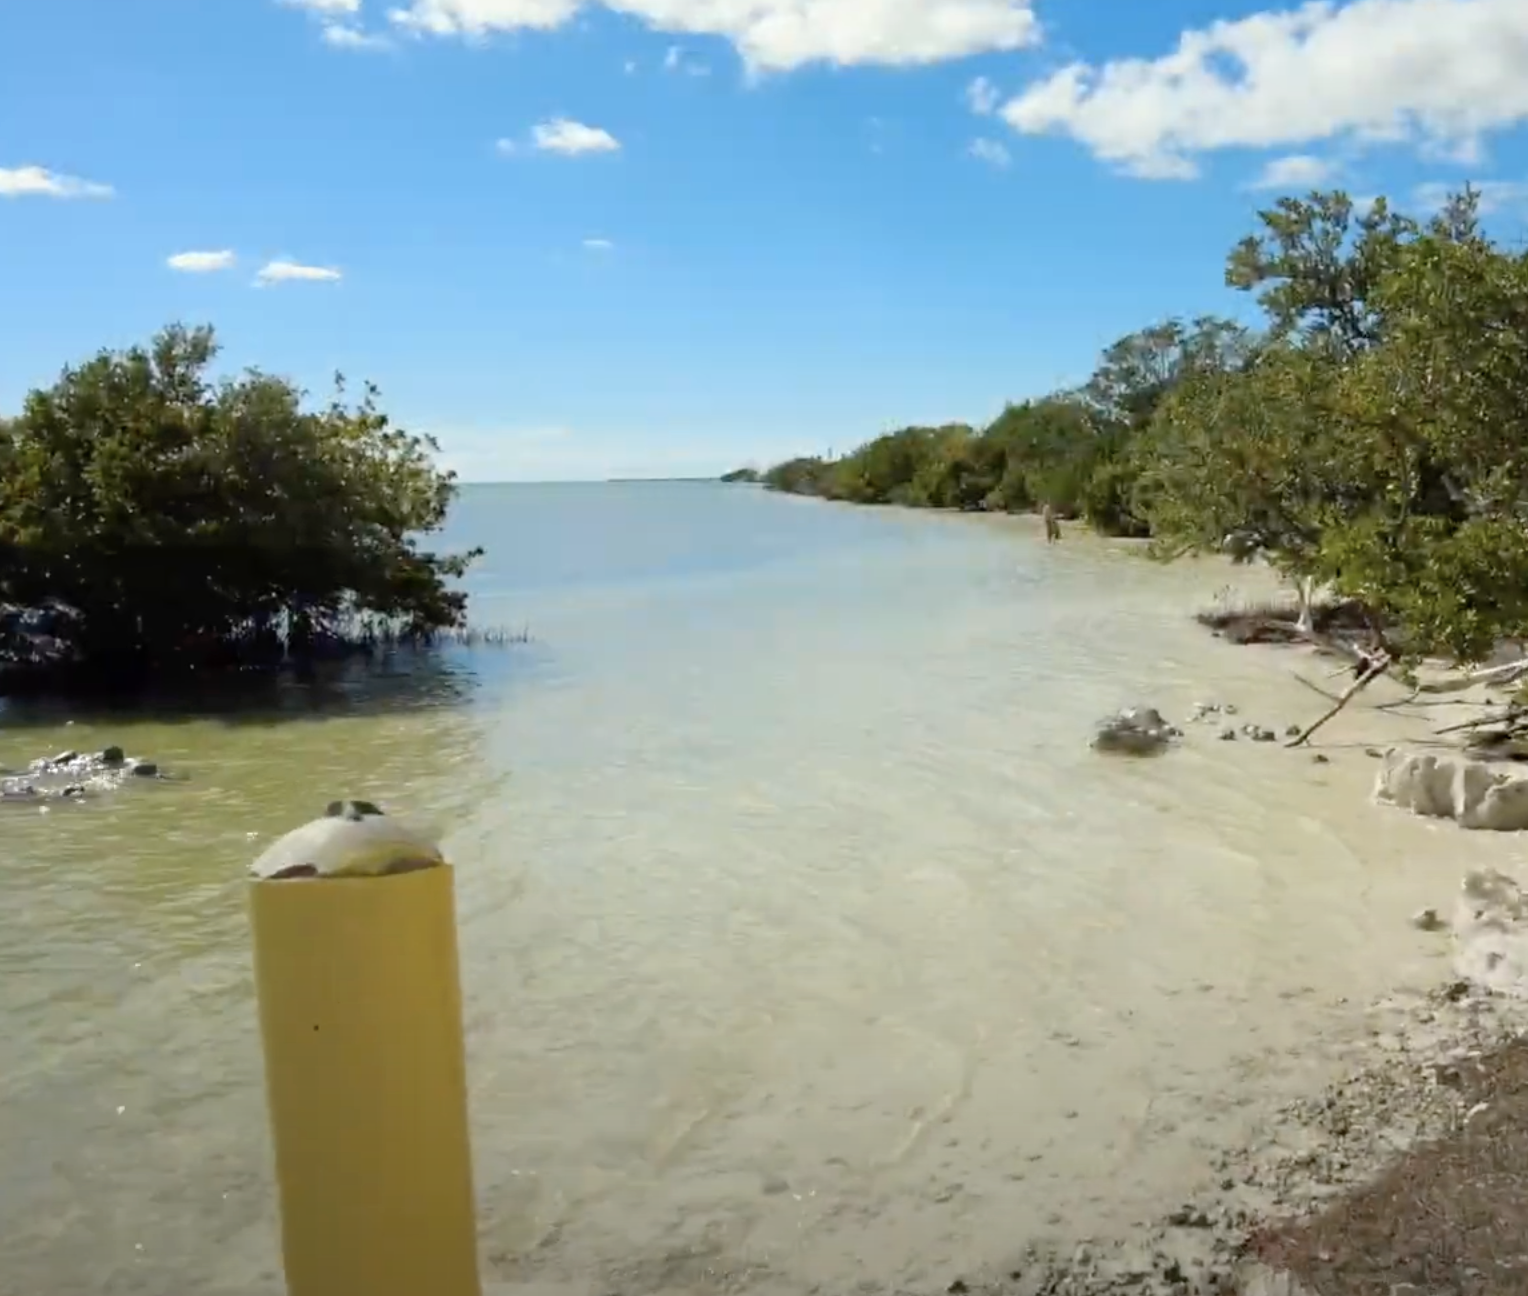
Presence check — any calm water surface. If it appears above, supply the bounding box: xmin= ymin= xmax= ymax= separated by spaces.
xmin=2 ymin=482 xmax=1522 ymax=1295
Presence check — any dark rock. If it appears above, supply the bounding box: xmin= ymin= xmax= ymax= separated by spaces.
xmin=325 ymin=799 xmax=385 ymax=819
xmin=1219 ymin=727 xmax=1237 ymax=741
xmin=1285 ymin=724 xmax=1302 ymax=737
xmin=1312 ymin=754 xmax=1330 ymax=764
xmin=1093 ymin=706 xmax=1178 ymax=756
xmin=2 ymin=748 xmax=175 ymax=803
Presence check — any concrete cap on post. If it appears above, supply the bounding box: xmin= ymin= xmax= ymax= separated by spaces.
xmin=250 ymin=800 xmax=445 ymax=880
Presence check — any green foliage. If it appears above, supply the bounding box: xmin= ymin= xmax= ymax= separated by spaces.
xmin=1138 ymin=183 xmax=1528 ymax=663
xmin=763 ymin=182 xmax=1528 ymax=666
xmin=1224 ymin=190 xmax=1418 ymax=356
xmin=0 ymin=324 xmax=479 ymax=679
xmin=761 ymin=456 xmax=833 ymax=495
xmin=720 ymin=466 xmax=761 ymax=482
xmin=761 ymin=317 xmax=1245 ymax=537
xmin=1133 ymin=341 xmax=1344 ymax=583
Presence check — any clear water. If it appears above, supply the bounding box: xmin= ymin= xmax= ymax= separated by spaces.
xmin=2 ymin=482 xmax=1519 ymax=1294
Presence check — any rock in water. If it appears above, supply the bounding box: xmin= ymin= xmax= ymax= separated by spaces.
xmin=1 ymin=745 xmax=174 ymax=805
xmin=1374 ymin=748 xmax=1528 ymax=831
xmin=1092 ymin=706 xmax=1177 ymax=756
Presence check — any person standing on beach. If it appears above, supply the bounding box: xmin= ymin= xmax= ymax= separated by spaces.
xmin=1042 ymin=502 xmax=1061 ymax=544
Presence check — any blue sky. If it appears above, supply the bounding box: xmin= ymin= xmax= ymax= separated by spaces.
xmin=3 ymin=0 xmax=1527 ymax=481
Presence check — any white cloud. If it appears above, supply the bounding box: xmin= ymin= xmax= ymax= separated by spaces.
xmin=1001 ymin=0 xmax=1528 ymax=181
xmin=255 ymin=259 xmax=343 ymax=285
xmin=968 ymin=137 xmax=1011 ymax=167
xmin=280 ymin=0 xmax=361 ymax=11
xmin=1248 ymin=153 xmax=1337 ymax=189
xmin=624 ymin=57 xmax=637 ymax=72
xmin=385 ymin=0 xmax=1041 ymax=73
xmin=390 ymin=0 xmax=579 ymax=35
xmin=0 ymin=165 xmax=113 ymax=199
xmin=582 ymin=237 xmax=614 ymax=250
xmin=966 ymin=75 xmax=999 ymax=115
xmin=322 ymin=22 xmax=393 ymax=47
xmin=664 ymin=42 xmax=682 ymax=69
xmin=1414 ymin=177 xmax=1528 ymax=215
xmin=167 ymin=249 xmax=237 ymax=273
xmin=530 ymin=118 xmax=620 ymax=154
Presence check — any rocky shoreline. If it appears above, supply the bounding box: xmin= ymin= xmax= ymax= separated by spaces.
xmin=937 ymin=975 xmax=1528 ymax=1296
xmin=1003 ymin=596 xmax=1528 ymax=1295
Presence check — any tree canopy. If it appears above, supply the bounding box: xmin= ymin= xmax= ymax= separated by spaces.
xmin=0 ymin=324 xmax=478 ymax=684
xmin=763 ymin=183 xmax=1528 ymax=666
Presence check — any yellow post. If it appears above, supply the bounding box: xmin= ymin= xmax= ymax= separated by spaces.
xmin=248 ymin=801 xmax=481 ymax=1296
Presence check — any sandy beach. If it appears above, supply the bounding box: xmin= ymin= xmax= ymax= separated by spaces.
xmin=943 ymin=565 xmax=1528 ymax=1296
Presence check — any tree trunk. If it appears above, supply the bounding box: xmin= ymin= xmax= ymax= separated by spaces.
xmin=1294 ymin=575 xmax=1316 ymax=635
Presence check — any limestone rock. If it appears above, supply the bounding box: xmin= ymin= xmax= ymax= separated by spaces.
xmin=1374 ymin=748 xmax=1528 ymax=831
xmin=1454 ymin=868 xmax=1528 ymax=997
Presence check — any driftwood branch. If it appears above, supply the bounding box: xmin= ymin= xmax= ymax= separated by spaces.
xmin=1292 ymin=671 xmax=1343 ymax=703
xmin=1414 ymin=656 xmax=1528 ymax=694
xmin=1286 ymin=655 xmax=1392 ymax=748
xmin=1373 ymin=685 xmax=1424 ymax=712
xmin=1434 ymin=705 xmax=1527 ymax=737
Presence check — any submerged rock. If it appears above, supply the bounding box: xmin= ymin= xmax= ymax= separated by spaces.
xmin=1092 ymin=706 xmax=1179 ymax=756
xmin=1375 ymin=748 xmax=1528 ymax=831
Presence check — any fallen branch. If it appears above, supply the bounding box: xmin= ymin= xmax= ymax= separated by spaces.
xmin=1300 ymin=630 xmax=1370 ymax=664
xmin=1286 ymin=655 xmax=1392 ymax=748
xmin=1292 ymin=671 xmax=1342 ymax=703
xmin=1434 ymin=705 xmax=1527 ymax=737
xmin=1373 ymin=685 xmax=1424 ymax=712
xmin=1414 ymin=656 xmax=1528 ymax=694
